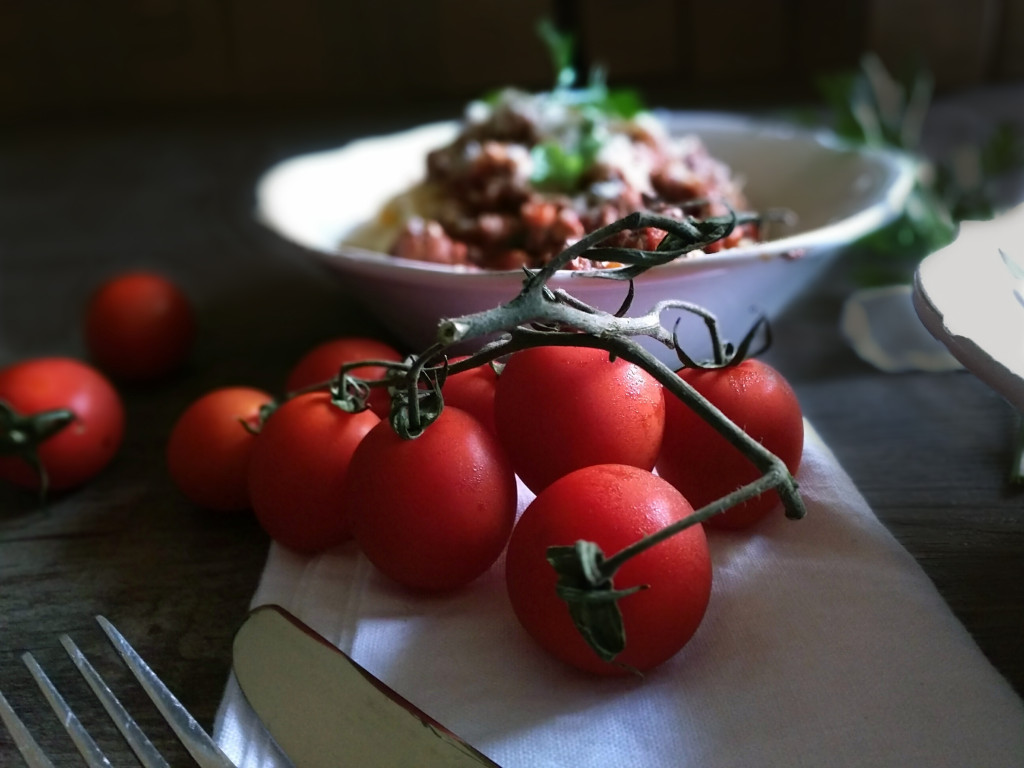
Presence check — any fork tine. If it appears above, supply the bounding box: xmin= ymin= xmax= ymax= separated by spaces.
xmin=60 ymin=635 xmax=171 ymax=768
xmin=95 ymin=616 xmax=237 ymax=768
xmin=0 ymin=688 xmax=57 ymax=768
xmin=21 ymin=652 xmax=113 ymax=768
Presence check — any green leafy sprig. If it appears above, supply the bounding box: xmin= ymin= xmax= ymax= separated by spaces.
xmin=535 ymin=18 xmax=644 ymax=119
xmin=525 ymin=19 xmax=645 ymax=192
xmin=817 ymin=52 xmax=1024 ymax=284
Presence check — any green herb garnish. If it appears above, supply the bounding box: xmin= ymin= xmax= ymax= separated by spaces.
xmin=817 ymin=52 xmax=1024 ymax=284
xmin=523 ymin=19 xmax=645 ymax=192
xmin=536 ymin=19 xmax=644 ymax=119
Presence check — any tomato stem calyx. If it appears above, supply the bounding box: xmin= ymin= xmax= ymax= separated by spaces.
xmin=548 ymin=540 xmax=647 ymax=665
xmin=0 ymin=399 xmax=76 ymax=499
xmin=546 ymin=463 xmax=799 ymax=666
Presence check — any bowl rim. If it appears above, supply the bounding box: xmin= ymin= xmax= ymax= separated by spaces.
xmin=255 ymin=110 xmax=919 ymax=286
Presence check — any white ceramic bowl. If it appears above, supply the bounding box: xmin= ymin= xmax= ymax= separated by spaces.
xmin=913 ymin=203 xmax=1024 ymax=410
xmin=255 ymin=111 xmax=917 ymax=362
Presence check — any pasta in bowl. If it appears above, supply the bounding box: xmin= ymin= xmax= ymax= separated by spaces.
xmin=255 ymin=105 xmax=916 ymax=362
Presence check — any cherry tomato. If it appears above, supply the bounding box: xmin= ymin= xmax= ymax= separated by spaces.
xmin=656 ymin=359 xmax=804 ymax=530
xmin=505 ymin=464 xmax=712 ymax=675
xmin=494 ymin=345 xmax=665 ymax=493
xmin=84 ymin=271 xmax=196 ymax=382
xmin=166 ymin=386 xmax=273 ymax=512
xmin=247 ymin=391 xmax=379 ymax=553
xmin=285 ymin=337 xmax=402 ymax=418
xmin=0 ymin=357 xmax=124 ymax=493
xmin=345 ymin=407 xmax=517 ymax=592
xmin=440 ymin=356 xmax=498 ymax=434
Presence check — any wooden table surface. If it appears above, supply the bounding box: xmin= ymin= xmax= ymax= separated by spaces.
xmin=1 ymin=103 xmax=1022 ymax=764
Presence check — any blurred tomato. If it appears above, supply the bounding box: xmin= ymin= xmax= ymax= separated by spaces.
xmin=84 ymin=271 xmax=196 ymax=382
xmin=167 ymin=386 xmax=274 ymax=511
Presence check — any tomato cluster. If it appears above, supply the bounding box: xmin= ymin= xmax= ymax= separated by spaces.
xmin=161 ymin=333 xmax=803 ymax=675
xmin=0 ymin=271 xmax=196 ymax=496
xmin=494 ymin=347 xmax=802 ymax=674
xmin=3 ymin=272 xmax=804 ymax=677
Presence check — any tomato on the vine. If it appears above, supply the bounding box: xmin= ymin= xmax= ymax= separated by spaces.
xmin=505 ymin=463 xmax=712 ymax=675
xmin=247 ymin=391 xmax=379 ymax=553
xmin=656 ymin=358 xmax=804 ymax=530
xmin=440 ymin=355 xmax=498 ymax=434
xmin=166 ymin=386 xmax=273 ymax=512
xmin=84 ymin=271 xmax=196 ymax=382
xmin=345 ymin=406 xmax=517 ymax=592
xmin=0 ymin=357 xmax=124 ymax=493
xmin=494 ymin=345 xmax=665 ymax=493
xmin=285 ymin=336 xmax=402 ymax=417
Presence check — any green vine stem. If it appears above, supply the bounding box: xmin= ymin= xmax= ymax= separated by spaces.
xmin=428 ymin=209 xmax=803 ymax=523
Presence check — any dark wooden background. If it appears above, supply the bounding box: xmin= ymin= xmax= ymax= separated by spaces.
xmin=1 ymin=0 xmax=1022 ymax=121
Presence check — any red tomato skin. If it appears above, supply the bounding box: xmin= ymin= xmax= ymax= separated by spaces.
xmin=494 ymin=346 xmax=665 ymax=493
xmin=346 ymin=407 xmax=517 ymax=593
xmin=441 ymin=356 xmax=498 ymax=434
xmin=505 ymin=464 xmax=711 ymax=675
xmin=0 ymin=357 xmax=124 ymax=492
xmin=247 ymin=392 xmax=379 ymax=553
xmin=166 ymin=386 xmax=273 ymax=512
xmin=656 ymin=359 xmax=804 ymax=530
xmin=84 ymin=272 xmax=196 ymax=382
xmin=285 ymin=337 xmax=401 ymax=417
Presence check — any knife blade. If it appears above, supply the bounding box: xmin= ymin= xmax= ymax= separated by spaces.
xmin=232 ymin=604 xmax=503 ymax=768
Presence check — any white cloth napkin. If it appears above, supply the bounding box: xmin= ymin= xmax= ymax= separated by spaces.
xmin=213 ymin=422 xmax=1024 ymax=767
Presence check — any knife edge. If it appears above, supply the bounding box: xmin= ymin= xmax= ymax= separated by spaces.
xmin=232 ymin=604 xmax=502 ymax=768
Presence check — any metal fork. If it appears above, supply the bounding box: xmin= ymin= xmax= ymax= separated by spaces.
xmin=0 ymin=615 xmax=237 ymax=768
